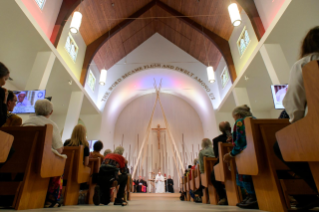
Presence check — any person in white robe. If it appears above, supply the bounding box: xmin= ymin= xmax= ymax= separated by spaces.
xmin=155 ymin=172 xmax=165 ymax=193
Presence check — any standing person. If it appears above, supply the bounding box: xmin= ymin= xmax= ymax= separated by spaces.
xmin=0 ymin=62 xmax=10 ymax=127
xmin=64 ymin=124 xmax=90 ymax=166
xmin=167 ymin=175 xmax=174 ymax=193
xmin=223 ymin=105 xmax=258 ymax=209
xmin=155 ymin=172 xmax=165 ymax=193
xmin=210 ymin=121 xmax=232 ymax=205
xmin=274 ymin=26 xmax=319 ymax=210
xmin=3 ymin=91 xmax=22 ymax=127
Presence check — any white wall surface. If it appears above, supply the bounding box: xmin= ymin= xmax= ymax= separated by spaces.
xmin=114 ymin=93 xmax=204 ymax=191
xmin=229 ymin=10 xmax=259 ymax=76
xmin=254 ymin=0 xmax=286 ymax=32
xmin=57 ymin=18 xmax=87 ymax=81
xmin=21 ymin=0 xmax=63 ymax=39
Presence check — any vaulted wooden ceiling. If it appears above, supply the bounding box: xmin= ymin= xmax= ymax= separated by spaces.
xmin=77 ymin=0 xmax=239 ymax=72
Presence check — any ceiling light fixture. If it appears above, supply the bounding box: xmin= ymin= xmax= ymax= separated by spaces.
xmin=201 ymin=25 xmax=215 ymax=84
xmin=99 ymin=69 xmax=107 ymax=85
xmin=70 ymin=0 xmax=83 ymax=34
xmin=228 ymin=1 xmax=242 ymax=27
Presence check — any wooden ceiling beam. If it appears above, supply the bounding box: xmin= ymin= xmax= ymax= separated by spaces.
xmin=50 ymin=0 xmax=82 ymax=47
xmin=236 ymin=0 xmax=265 ymax=41
xmin=156 ymin=0 xmax=237 ymax=82
xmin=80 ymin=0 xmax=157 ymax=85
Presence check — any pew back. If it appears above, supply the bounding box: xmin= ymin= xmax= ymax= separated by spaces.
xmin=0 ymin=130 xmax=14 ymax=163
xmin=0 ymin=125 xmax=66 ymax=210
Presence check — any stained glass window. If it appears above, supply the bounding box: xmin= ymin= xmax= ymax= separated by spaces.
xmin=220 ymin=66 xmax=230 ymax=88
xmin=87 ymin=70 xmax=96 ymax=91
xmin=35 ymin=0 xmax=46 ymax=10
xmin=237 ymin=27 xmax=250 ymax=56
xmin=65 ymin=33 xmax=79 ymax=62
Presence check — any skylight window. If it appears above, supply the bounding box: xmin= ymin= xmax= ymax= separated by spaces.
xmin=35 ymin=0 xmax=46 ymax=10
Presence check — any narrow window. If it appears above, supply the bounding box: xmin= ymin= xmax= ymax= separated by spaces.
xmin=220 ymin=66 xmax=230 ymax=88
xmin=237 ymin=27 xmax=250 ymax=56
xmin=87 ymin=70 xmax=96 ymax=91
xmin=65 ymin=33 xmax=79 ymax=62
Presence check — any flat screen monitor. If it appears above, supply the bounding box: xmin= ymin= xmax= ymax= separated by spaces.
xmin=271 ymin=85 xmax=288 ymax=110
xmin=12 ymin=90 xmax=46 ymax=114
xmin=88 ymin=140 xmax=99 ymax=152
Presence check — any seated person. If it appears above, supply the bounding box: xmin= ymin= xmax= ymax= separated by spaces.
xmin=193 ymin=138 xmax=215 ymax=196
xmin=90 ymin=140 xmax=104 ymax=162
xmin=223 ymin=105 xmax=258 ymax=209
xmin=23 ymin=99 xmax=64 ymax=207
xmin=3 ymin=90 xmax=22 ymax=127
xmin=273 ymin=26 xmax=319 ymax=210
xmin=64 ymin=124 xmax=90 ymax=166
xmin=94 ymin=146 xmax=128 ymax=206
xmin=103 ymin=148 xmax=112 ymax=157
xmin=137 ymin=176 xmax=144 ymax=192
xmin=210 ymin=121 xmax=232 ymax=205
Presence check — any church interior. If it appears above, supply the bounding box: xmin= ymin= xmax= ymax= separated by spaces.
xmin=1 ymin=0 xmax=319 ymax=211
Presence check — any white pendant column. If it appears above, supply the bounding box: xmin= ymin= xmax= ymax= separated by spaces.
xmin=260 ymin=44 xmax=290 ymax=84
xmin=25 ymin=51 xmax=56 ymax=90
xmin=232 ymin=87 xmax=252 ymax=107
xmin=62 ymin=91 xmax=84 ymax=142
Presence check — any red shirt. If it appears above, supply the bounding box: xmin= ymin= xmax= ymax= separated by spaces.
xmin=103 ymin=153 xmax=126 ymax=168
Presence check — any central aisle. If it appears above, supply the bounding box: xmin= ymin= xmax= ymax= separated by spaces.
xmin=1 ymin=197 xmax=266 ymax=212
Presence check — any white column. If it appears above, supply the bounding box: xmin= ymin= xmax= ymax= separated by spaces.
xmin=62 ymin=91 xmax=84 ymax=142
xmin=259 ymin=44 xmax=290 ymax=84
xmin=232 ymin=87 xmax=252 ymax=107
xmin=25 ymin=51 xmax=56 ymax=90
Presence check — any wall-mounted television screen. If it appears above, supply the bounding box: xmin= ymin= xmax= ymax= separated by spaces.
xmin=12 ymin=90 xmax=46 ymax=114
xmin=271 ymin=85 xmax=288 ymax=110
xmin=88 ymin=140 xmax=99 ymax=152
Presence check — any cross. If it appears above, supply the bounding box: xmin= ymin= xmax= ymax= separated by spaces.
xmin=152 ymin=124 xmax=166 ymax=149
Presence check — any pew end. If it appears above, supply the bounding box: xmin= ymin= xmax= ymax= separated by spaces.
xmin=200 ymin=157 xmax=218 ymax=205
xmin=87 ymin=157 xmax=101 ymax=204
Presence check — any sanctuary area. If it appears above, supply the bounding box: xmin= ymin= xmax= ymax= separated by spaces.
xmin=1 ymin=0 xmax=319 ymax=212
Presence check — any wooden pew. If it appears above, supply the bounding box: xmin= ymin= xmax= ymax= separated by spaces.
xmin=189 ymin=169 xmax=195 ymax=201
xmin=200 ymin=156 xmax=218 ymax=204
xmin=214 ymin=143 xmax=241 ymax=206
xmin=87 ymin=157 xmax=100 ymax=204
xmin=185 ymin=174 xmax=190 ymax=201
xmin=235 ymin=118 xmax=290 ymax=212
xmin=0 ymin=125 xmax=66 ymax=210
xmin=62 ymin=146 xmax=91 ymax=205
xmin=194 ymin=164 xmax=201 ymax=190
xmin=0 ymin=130 xmax=14 ymax=163
xmin=276 ymin=60 xmax=319 ymax=192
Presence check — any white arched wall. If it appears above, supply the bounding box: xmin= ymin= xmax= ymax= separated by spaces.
xmin=100 ymin=68 xmax=219 ymax=152
xmin=114 ymin=93 xmax=204 ymax=191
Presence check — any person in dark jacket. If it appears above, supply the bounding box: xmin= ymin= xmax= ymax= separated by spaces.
xmin=210 ymin=121 xmax=232 ymax=205
xmin=167 ymin=175 xmax=174 ymax=193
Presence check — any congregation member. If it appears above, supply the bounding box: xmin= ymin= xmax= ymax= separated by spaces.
xmin=273 ymin=26 xmax=319 ymax=210
xmin=0 ymin=62 xmax=10 ymax=127
xmin=64 ymin=124 xmax=90 ymax=166
xmin=94 ymin=146 xmax=128 ymax=206
xmin=3 ymin=91 xmax=22 ymax=127
xmin=167 ymin=175 xmax=174 ymax=193
xmin=189 ymin=159 xmax=198 ymax=201
xmin=223 ymin=105 xmax=258 ymax=209
xmin=193 ymin=138 xmax=215 ymax=197
xmin=103 ymin=148 xmax=112 ymax=157
xmin=89 ymin=140 xmax=104 ymax=162
xmin=210 ymin=121 xmax=232 ymax=205
xmin=23 ymin=99 xmax=64 ymax=207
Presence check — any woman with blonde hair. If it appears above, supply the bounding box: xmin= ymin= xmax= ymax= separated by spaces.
xmin=64 ymin=124 xmax=90 ymax=166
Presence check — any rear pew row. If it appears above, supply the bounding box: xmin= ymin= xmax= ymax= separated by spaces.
xmin=0 ymin=125 xmax=127 ymax=210
xmin=182 ymin=61 xmax=319 ymax=212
